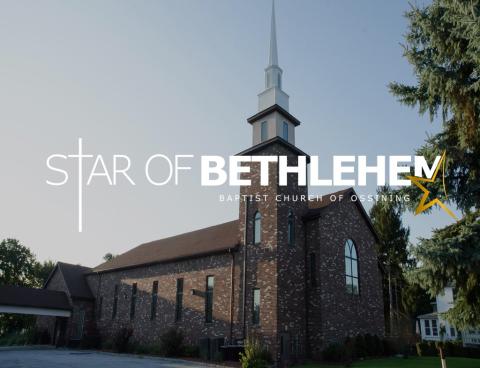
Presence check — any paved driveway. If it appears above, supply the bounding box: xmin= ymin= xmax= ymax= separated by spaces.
xmin=0 ymin=348 xmax=219 ymax=368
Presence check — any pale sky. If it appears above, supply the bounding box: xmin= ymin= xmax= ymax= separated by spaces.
xmin=0 ymin=0 xmax=455 ymax=267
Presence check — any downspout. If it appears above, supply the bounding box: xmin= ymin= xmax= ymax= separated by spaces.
xmin=229 ymin=248 xmax=235 ymax=344
xmin=242 ymin=198 xmax=249 ymax=341
xmin=303 ymin=220 xmax=310 ymax=358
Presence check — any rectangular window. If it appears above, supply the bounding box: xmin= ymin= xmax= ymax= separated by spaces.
xmin=450 ymin=327 xmax=456 ymax=337
xmin=205 ymin=276 xmax=214 ymax=323
xmin=310 ymin=253 xmax=316 ymax=286
xmin=112 ymin=285 xmax=118 ymax=319
xmin=425 ymin=320 xmax=431 ymax=336
xmin=130 ymin=283 xmax=137 ymax=319
xmin=282 ymin=122 xmax=288 ymax=141
xmin=151 ymin=281 xmax=158 ymax=320
xmin=261 ymin=121 xmax=268 ymax=142
xmin=432 ymin=319 xmax=438 ymax=336
xmin=175 ymin=278 xmax=183 ymax=322
xmin=98 ymin=296 xmax=103 ymax=320
xmin=252 ymin=288 xmax=260 ymax=325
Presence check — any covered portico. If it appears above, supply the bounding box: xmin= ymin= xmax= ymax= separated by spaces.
xmin=0 ymin=285 xmax=72 ymax=345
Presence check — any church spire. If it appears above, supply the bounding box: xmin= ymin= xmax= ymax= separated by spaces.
xmin=269 ymin=0 xmax=278 ymax=67
xmin=258 ymin=0 xmax=289 ymax=112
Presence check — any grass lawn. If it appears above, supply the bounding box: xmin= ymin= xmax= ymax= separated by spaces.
xmin=294 ymin=356 xmax=480 ymax=368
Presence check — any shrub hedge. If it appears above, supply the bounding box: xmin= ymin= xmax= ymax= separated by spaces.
xmin=416 ymin=341 xmax=480 ymax=359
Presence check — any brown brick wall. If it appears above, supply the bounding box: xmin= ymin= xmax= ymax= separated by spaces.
xmin=238 ymin=142 xmax=309 ymax=365
xmin=86 ymin=252 xmax=240 ymax=346
xmin=305 ymin=198 xmax=385 ymax=359
xmin=38 ymin=140 xmax=385 ymax=366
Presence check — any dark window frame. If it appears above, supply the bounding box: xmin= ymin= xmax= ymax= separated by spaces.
xmin=112 ymin=285 xmax=118 ymax=320
xmin=151 ymin=281 xmax=158 ymax=320
xmin=175 ymin=278 xmax=184 ymax=322
xmin=282 ymin=121 xmax=288 ymax=141
xmin=252 ymin=288 xmax=260 ymax=325
xmin=425 ymin=320 xmax=431 ymax=336
xmin=254 ymin=211 xmax=262 ymax=245
xmin=205 ymin=276 xmax=214 ymax=323
xmin=432 ymin=319 xmax=438 ymax=336
xmin=261 ymin=121 xmax=268 ymax=142
xmin=130 ymin=283 xmax=137 ymax=320
xmin=287 ymin=210 xmax=295 ymax=247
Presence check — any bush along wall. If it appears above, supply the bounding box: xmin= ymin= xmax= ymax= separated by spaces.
xmin=416 ymin=341 xmax=480 ymax=359
xmin=322 ymin=334 xmax=395 ymax=364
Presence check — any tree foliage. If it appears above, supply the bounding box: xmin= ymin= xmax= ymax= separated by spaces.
xmin=0 ymin=239 xmax=56 ymax=336
xmin=390 ymin=0 xmax=480 ymax=328
xmin=0 ymin=239 xmax=38 ymax=287
xmin=370 ymin=187 xmax=410 ymax=275
xmin=409 ymin=212 xmax=480 ymax=329
xmin=103 ymin=253 xmax=116 ymax=262
xmin=370 ymin=187 xmax=422 ymax=334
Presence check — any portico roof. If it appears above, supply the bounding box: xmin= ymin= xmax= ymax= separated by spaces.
xmin=0 ymin=285 xmax=71 ymax=317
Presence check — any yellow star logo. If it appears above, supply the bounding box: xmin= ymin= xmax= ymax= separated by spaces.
xmin=406 ymin=151 xmax=458 ymax=220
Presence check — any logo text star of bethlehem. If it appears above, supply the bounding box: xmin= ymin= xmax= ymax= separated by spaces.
xmin=46 ymin=139 xmax=452 ymax=232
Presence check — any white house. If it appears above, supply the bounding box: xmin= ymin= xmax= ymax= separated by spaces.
xmin=418 ymin=286 xmax=480 ymax=346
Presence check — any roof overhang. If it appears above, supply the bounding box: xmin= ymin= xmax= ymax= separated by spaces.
xmin=91 ymin=244 xmax=240 ymax=274
xmin=0 ymin=305 xmax=71 ymax=317
xmin=247 ymin=104 xmax=301 ymax=126
xmin=236 ymin=136 xmax=310 ymax=163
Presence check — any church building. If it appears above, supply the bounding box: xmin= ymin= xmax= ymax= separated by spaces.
xmin=35 ymin=3 xmax=384 ymax=365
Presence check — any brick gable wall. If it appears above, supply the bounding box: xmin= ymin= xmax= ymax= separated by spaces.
xmin=305 ymin=198 xmax=385 ymax=359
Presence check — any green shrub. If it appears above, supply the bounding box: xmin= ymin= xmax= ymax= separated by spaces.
xmin=322 ymin=342 xmax=347 ymax=362
xmin=113 ymin=327 xmax=133 ymax=353
xmin=364 ymin=334 xmax=374 ymax=356
xmin=354 ymin=334 xmax=367 ymax=358
xmin=373 ymin=335 xmax=384 ymax=356
xmin=415 ymin=340 xmax=480 ymax=359
xmin=0 ymin=328 xmax=45 ymax=346
xmin=80 ymin=334 xmax=101 ymax=349
xmin=239 ymin=336 xmax=270 ymax=368
xmin=159 ymin=328 xmax=185 ymax=357
xmin=102 ymin=339 xmax=113 ymax=350
xmin=184 ymin=345 xmax=200 ymax=358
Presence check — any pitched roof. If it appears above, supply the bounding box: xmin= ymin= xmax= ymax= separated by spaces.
xmin=44 ymin=262 xmax=93 ymax=300
xmin=247 ymin=104 xmax=301 ymax=127
xmin=93 ymin=220 xmax=240 ymax=273
xmin=307 ymin=188 xmax=353 ymax=210
xmin=237 ymin=136 xmax=309 ymax=160
xmin=0 ymin=285 xmax=71 ymax=311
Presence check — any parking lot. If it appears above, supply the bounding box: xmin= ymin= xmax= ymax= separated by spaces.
xmin=0 ymin=348 xmax=222 ymax=368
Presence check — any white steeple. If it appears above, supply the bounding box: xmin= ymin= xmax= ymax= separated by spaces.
xmin=249 ymin=0 xmax=299 ymax=147
xmin=258 ymin=0 xmax=289 ymax=112
xmin=268 ymin=0 xmax=278 ymax=67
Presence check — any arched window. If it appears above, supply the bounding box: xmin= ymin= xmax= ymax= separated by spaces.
xmin=287 ymin=210 xmax=295 ymax=247
xmin=254 ymin=211 xmax=262 ymax=244
xmin=345 ymin=239 xmax=359 ymax=295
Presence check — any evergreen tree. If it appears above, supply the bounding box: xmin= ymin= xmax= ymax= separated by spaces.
xmin=370 ymin=187 xmax=411 ymax=335
xmin=390 ymin=0 xmax=480 ymax=329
